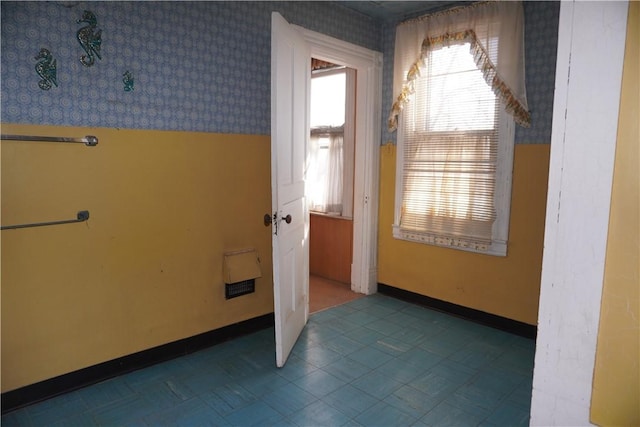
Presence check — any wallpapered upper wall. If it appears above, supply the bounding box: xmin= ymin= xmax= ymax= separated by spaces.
xmin=2 ymin=1 xmax=558 ymax=144
xmin=381 ymin=1 xmax=560 ymax=144
xmin=0 ymin=1 xmax=380 ymax=135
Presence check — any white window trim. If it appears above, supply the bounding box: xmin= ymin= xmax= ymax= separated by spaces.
xmin=343 ymin=67 xmax=356 ymax=220
xmin=393 ymin=108 xmax=515 ymax=257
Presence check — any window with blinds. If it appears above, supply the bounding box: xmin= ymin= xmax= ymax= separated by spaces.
xmin=393 ymin=42 xmax=514 ymax=255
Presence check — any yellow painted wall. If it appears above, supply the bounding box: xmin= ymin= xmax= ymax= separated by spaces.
xmin=591 ymin=2 xmax=640 ymax=425
xmin=378 ymin=143 xmax=549 ymax=325
xmin=0 ymin=124 xmax=273 ymax=392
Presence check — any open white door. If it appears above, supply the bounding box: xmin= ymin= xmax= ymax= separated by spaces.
xmin=270 ymin=12 xmax=310 ymax=368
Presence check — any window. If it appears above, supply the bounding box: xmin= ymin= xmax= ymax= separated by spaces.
xmin=388 ymin=2 xmax=529 ymax=256
xmin=395 ymin=42 xmax=514 ymax=255
xmin=308 ymin=66 xmax=355 ymax=217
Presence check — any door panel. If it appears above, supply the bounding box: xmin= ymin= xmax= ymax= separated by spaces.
xmin=271 ymin=12 xmax=310 ymax=368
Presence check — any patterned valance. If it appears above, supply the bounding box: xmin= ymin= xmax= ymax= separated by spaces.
xmin=388 ymin=1 xmax=530 ymax=131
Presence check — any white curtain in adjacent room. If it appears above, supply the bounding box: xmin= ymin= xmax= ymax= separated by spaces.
xmin=309 ymin=67 xmax=354 ymax=217
xmin=308 ymin=129 xmax=344 ymax=215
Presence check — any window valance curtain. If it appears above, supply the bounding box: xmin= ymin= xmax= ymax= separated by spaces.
xmin=388 ymin=1 xmax=529 ymax=131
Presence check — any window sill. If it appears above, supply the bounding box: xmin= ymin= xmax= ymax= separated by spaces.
xmin=311 ymin=211 xmax=352 ymax=221
xmin=392 ymin=225 xmax=507 ymax=256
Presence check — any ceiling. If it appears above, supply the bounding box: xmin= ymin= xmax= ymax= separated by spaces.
xmin=336 ymin=1 xmax=468 ymax=23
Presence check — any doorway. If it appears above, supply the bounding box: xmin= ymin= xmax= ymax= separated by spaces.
xmin=308 ymin=59 xmax=361 ymax=313
xmin=298 ymin=24 xmax=383 ymax=299
xmin=270 ymin=16 xmax=382 ymax=365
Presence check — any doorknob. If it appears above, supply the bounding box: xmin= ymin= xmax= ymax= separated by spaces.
xmin=264 ymin=213 xmax=291 ymax=230
xmin=264 ymin=213 xmax=291 ymax=226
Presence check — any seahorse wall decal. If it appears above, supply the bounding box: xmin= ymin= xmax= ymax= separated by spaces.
xmin=123 ymin=70 xmax=134 ymax=92
xmin=76 ymin=10 xmax=102 ymax=67
xmin=34 ymin=48 xmax=58 ymax=90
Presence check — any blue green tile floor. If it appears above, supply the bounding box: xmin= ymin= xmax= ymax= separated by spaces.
xmin=2 ymin=294 xmax=534 ymax=426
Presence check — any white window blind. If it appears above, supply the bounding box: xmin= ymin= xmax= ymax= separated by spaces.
xmin=394 ymin=42 xmax=514 ymax=255
xmin=389 ymin=1 xmax=527 ymax=256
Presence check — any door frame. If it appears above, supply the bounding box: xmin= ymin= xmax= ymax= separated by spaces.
xmin=530 ymin=1 xmax=629 ymax=424
xmin=296 ymin=26 xmax=383 ymax=295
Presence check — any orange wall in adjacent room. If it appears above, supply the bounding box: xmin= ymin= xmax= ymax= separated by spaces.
xmin=310 ymin=214 xmax=353 ymax=284
xmin=377 ymin=143 xmax=550 ymax=325
xmin=1 ymin=124 xmax=273 ymax=392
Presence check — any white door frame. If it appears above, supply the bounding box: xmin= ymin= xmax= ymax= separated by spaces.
xmin=530 ymin=1 xmax=629 ymax=425
xmin=296 ymin=26 xmax=383 ymax=295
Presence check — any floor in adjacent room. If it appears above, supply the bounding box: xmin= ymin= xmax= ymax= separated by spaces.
xmin=310 ymin=274 xmax=363 ymax=314
xmin=2 ymin=293 xmax=534 ymax=426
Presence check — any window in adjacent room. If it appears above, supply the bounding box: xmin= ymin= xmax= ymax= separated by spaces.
xmin=308 ymin=63 xmax=355 ymax=218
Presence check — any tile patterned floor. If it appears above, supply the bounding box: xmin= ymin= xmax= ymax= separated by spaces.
xmin=2 ymin=294 xmax=535 ymax=426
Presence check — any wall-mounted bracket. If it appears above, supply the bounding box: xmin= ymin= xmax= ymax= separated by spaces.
xmin=1 ymin=134 xmax=98 ymax=146
xmin=1 ymin=210 xmax=90 ymax=231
